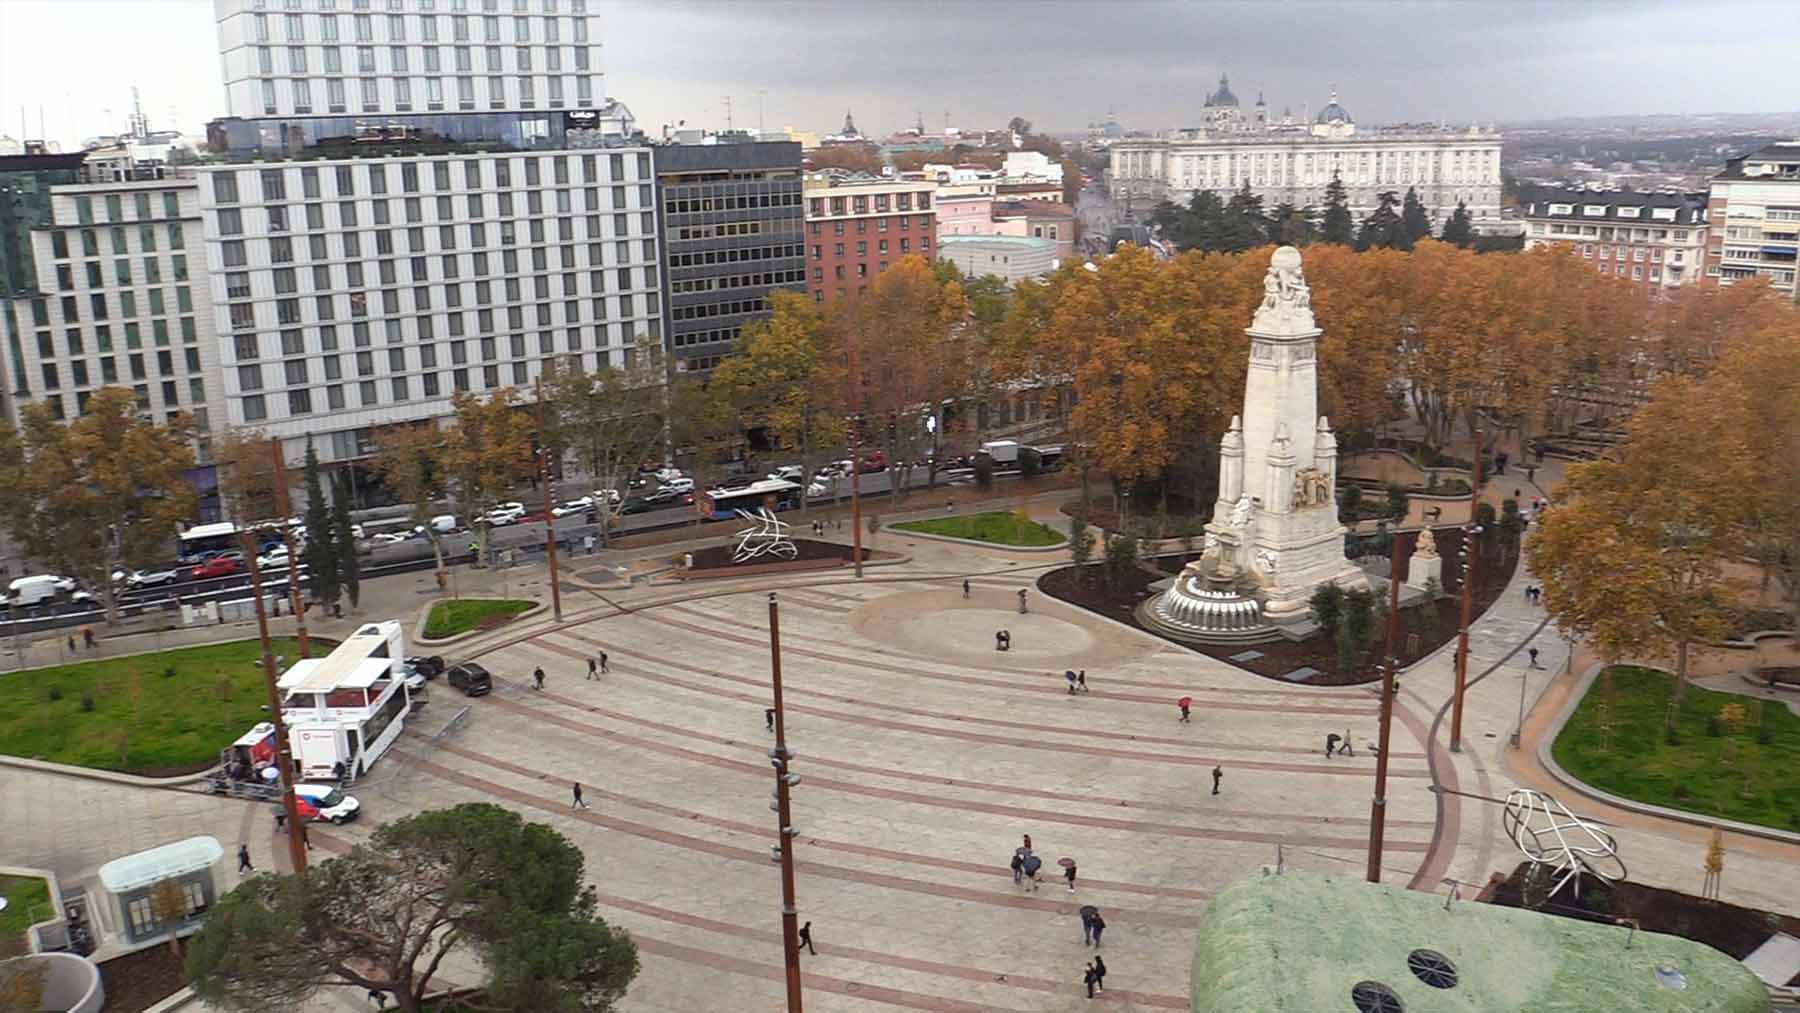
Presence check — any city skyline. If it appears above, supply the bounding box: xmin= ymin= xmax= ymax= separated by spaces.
xmin=4 ymin=0 xmax=1800 ymax=151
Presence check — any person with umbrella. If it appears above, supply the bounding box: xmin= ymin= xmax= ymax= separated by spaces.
xmin=1060 ymin=856 xmax=1078 ymax=892
xmin=1178 ymin=696 xmax=1192 ymax=723
xmin=1022 ymin=851 xmax=1043 ymax=891
xmin=1080 ymin=904 xmax=1099 ymax=946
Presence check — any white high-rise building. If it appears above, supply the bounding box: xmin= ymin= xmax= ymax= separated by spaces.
xmin=204 ymin=0 xmax=655 ymax=465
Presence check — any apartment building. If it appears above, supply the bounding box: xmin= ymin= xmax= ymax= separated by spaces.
xmin=654 ymin=141 xmax=805 ymax=374
xmin=802 ymin=173 xmax=936 ymax=303
xmin=1519 ymin=187 xmax=1708 ymax=291
xmin=1706 ymin=141 xmax=1800 ymax=301
xmin=204 ymin=0 xmax=659 ymax=466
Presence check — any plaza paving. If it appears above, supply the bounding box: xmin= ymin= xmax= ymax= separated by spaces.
xmin=6 ymin=484 xmax=1800 ymax=1011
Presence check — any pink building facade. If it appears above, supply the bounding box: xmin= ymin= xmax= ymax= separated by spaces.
xmin=936 ymin=193 xmax=998 ymax=243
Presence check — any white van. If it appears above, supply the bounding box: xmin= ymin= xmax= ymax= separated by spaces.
xmin=663 ymin=477 xmax=695 ymax=494
xmin=291 ymin=782 xmax=361 ymax=823
xmin=6 ymin=574 xmax=66 ymax=607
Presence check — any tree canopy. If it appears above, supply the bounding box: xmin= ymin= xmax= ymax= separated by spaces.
xmin=185 ymin=802 xmax=638 ymax=1013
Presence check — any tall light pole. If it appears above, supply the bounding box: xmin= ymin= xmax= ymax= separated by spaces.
xmin=766 ymin=593 xmax=803 ymax=1012
xmin=267 ymin=439 xmax=311 ymax=659
xmin=535 ymin=378 xmax=564 ymax=621
xmin=846 ymin=334 xmax=864 ymax=579
xmin=1366 ymin=531 xmax=1404 ymax=883
xmin=242 ymin=534 xmax=307 ymax=874
xmin=1449 ymin=428 xmax=1484 ymax=754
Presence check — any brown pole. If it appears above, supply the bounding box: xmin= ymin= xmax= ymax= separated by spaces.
xmin=847 ymin=335 xmax=864 ymax=579
xmin=536 ymin=378 xmax=564 ymax=622
xmin=1367 ymin=530 xmax=1405 ymax=883
xmin=768 ymin=593 xmax=803 ymax=1012
xmin=1449 ymin=428 xmax=1483 ymax=754
xmin=267 ymin=439 xmax=310 ymax=659
xmin=244 ymin=532 xmax=307 ymax=874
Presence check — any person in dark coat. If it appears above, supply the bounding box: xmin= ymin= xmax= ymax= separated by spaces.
xmin=1092 ymin=955 xmax=1107 ymax=994
xmin=1084 ymin=963 xmax=1097 ymax=1000
xmin=533 ymin=666 xmax=545 ymax=690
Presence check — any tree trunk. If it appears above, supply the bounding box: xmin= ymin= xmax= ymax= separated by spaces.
xmin=1674 ymin=639 xmax=1689 ymax=700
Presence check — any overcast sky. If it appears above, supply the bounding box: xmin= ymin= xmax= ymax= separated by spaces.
xmin=3 ymin=0 xmax=1797 ymax=150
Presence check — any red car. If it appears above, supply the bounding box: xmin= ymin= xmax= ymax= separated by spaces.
xmin=191 ymin=553 xmax=243 ymax=580
xmin=521 ymin=509 xmax=551 ymax=523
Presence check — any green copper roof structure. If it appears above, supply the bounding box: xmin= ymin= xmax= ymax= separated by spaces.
xmin=1191 ymin=871 xmax=1768 ymax=1012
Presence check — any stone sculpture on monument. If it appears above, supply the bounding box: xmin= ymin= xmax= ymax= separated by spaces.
xmin=1144 ymin=246 xmax=1369 ymax=643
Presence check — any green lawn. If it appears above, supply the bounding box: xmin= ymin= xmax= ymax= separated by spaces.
xmin=892 ymin=511 xmax=1065 ymax=547
xmin=424 ymin=598 xmax=535 ymax=638
xmin=1 ymin=875 xmax=52 ymax=947
xmin=1553 ymin=665 xmax=1800 ymax=831
xmin=0 ymin=638 xmax=304 ymax=773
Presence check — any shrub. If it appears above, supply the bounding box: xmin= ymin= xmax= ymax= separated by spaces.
xmin=47 ymin=685 xmax=63 ymax=702
xmin=1666 ymin=725 xmax=1681 ymax=746
xmin=163 ymin=665 xmax=178 ymax=679
xmin=1339 ymin=484 xmax=1363 ymax=520
xmin=80 ymin=694 xmax=95 ymax=712
xmin=972 ymin=455 xmax=995 ymax=490
xmin=1102 ymin=533 xmax=1139 ymax=588
xmin=1068 ymin=515 xmax=1094 ymax=576
xmin=1673 ymin=782 xmax=1690 ymax=800
xmin=1309 ymin=584 xmax=1345 ymax=638
xmin=1385 ymin=482 xmax=1410 ymax=522
xmin=1706 ymin=716 xmax=1725 ymax=738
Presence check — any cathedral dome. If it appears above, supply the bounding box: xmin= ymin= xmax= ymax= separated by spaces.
xmin=1204 ymin=73 xmax=1239 ymax=108
xmin=1314 ymin=87 xmax=1352 ymax=125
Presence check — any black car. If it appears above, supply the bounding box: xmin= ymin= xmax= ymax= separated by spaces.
xmin=405 ymin=655 xmax=446 ymax=679
xmin=642 ymin=486 xmax=682 ymax=505
xmin=619 ymin=497 xmax=654 ymax=515
xmin=445 ymin=662 xmax=492 ymax=697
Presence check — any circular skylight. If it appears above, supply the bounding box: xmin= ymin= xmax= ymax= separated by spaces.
xmin=1654 ymin=965 xmax=1688 ymax=991
xmin=1407 ymin=949 xmax=1458 ymax=989
xmin=1351 ymin=981 xmax=1405 ymax=1013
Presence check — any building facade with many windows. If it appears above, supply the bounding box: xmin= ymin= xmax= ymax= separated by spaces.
xmin=204 ymin=0 xmax=661 ymax=466
xmin=802 ymin=173 xmax=935 ymax=303
xmin=1706 ymin=141 xmax=1800 ymax=301
xmin=1107 ymin=85 xmax=1501 ymax=227
xmin=0 ymin=155 xmax=222 ymax=435
xmin=654 ymin=141 xmax=805 ymax=374
xmin=1519 ymin=188 xmax=1708 ymax=291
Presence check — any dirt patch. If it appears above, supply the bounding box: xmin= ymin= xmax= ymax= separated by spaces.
xmin=98 ymin=942 xmax=186 ymax=1012
xmin=1484 ymin=860 xmax=1800 ymax=982
xmin=1037 ymin=527 xmax=1520 ymax=686
xmin=682 ymin=538 xmax=887 ymax=579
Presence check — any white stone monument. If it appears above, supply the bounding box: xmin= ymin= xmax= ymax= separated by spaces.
xmin=1200 ymin=246 xmax=1367 ymax=621
xmin=1407 ymin=528 xmax=1443 ymax=593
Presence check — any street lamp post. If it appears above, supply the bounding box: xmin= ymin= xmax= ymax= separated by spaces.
xmin=1366 ymin=530 xmax=1404 ymax=883
xmin=1449 ymin=428 xmax=1484 ymax=754
xmin=242 ymin=534 xmax=307 ymax=874
xmin=766 ymin=593 xmax=803 ymax=1013
xmin=266 ymin=440 xmax=311 ymax=659
xmin=535 ymin=378 xmax=564 ymax=622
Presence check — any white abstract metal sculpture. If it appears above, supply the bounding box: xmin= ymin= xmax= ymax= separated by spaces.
xmin=732 ymin=508 xmax=798 ymax=563
xmin=1502 ymin=788 xmax=1626 ymax=900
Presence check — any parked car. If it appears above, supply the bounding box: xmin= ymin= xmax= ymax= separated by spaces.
xmin=483 ymin=502 xmax=526 ymax=526
xmin=593 ymin=489 xmax=623 ymax=504
xmin=256 ymin=546 xmax=295 ymax=570
xmin=643 ymin=486 xmax=682 ymax=505
xmin=291 ymin=782 xmax=361 ymax=823
xmin=406 ymin=655 xmax=446 ymax=679
xmin=191 ymin=552 xmax=244 ymax=580
xmin=445 ymin=662 xmax=492 ymax=697
xmin=368 ymin=532 xmax=411 ymax=546
xmin=653 ymin=466 xmax=684 ymax=484
xmin=113 ymin=566 xmax=182 ymax=588
xmin=552 ymin=496 xmax=594 ymax=518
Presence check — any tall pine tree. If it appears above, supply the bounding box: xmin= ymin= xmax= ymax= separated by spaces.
xmin=1400 ymin=186 xmax=1433 ymax=246
xmin=1318 ymin=172 xmax=1354 ymax=245
xmin=1220 ymin=181 xmax=1269 ymax=252
xmin=301 ymin=437 xmax=339 ymax=609
xmin=332 ymin=472 xmax=361 ymax=611
xmin=1268 ymin=202 xmax=1316 ymax=246
xmin=1356 ymin=190 xmax=1409 ymax=251
xmin=1440 ymin=200 xmax=1474 ymax=247
xmin=1188 ymin=189 xmax=1228 ymax=252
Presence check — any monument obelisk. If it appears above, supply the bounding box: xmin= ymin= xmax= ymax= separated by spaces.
xmin=1199 ymin=245 xmax=1366 ymax=622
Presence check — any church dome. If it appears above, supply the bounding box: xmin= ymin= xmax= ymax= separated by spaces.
xmin=1204 ymin=73 xmax=1240 ymax=108
xmin=1315 ymin=87 xmax=1351 ymax=125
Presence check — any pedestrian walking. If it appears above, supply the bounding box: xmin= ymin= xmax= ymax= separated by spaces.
xmin=1178 ymin=696 xmax=1192 ymax=723
xmin=1527 ymin=464 xmax=1537 ymax=485
xmin=600 ymin=651 xmax=609 ymax=674
xmin=1022 ymin=833 xmax=1033 ymax=852
xmin=1063 ymin=858 xmax=1078 ymax=892
xmin=1017 ymin=588 xmax=1029 ymax=614
xmin=587 ymin=657 xmax=598 ymax=680
xmin=274 ymin=808 xmax=287 ymax=833
xmin=1326 ymin=732 xmax=1341 ymax=757
xmin=67 ymin=634 xmax=76 ymax=654
xmin=797 ymin=921 xmax=816 ymax=955
xmin=962 ymin=578 xmax=971 ymax=598
xmin=81 ymin=625 xmax=95 ymax=649
xmin=237 ymin=843 xmax=253 ymax=873
xmin=1077 ymin=670 xmax=1088 ymax=692
xmin=1080 ymin=905 xmax=1099 ymax=945
xmin=1010 ymin=852 xmax=1024 ymax=885
xmin=765 ymin=707 xmax=775 ymax=732
xmin=1084 ymin=963 xmax=1097 ymax=1000
xmin=1212 ymin=765 xmax=1223 ymax=795
xmin=1340 ymin=729 xmax=1355 ymax=757
xmin=1092 ymin=955 xmax=1107 ymax=994
xmin=571 ymin=781 xmax=590 ymax=810
xmin=1066 ymin=670 xmax=1079 ymax=694
xmin=1023 ymin=853 xmax=1042 ymax=891
xmin=1090 ymin=911 xmax=1106 ymax=948
xmin=1528 ymin=647 xmax=1541 ymax=669
xmin=533 ymin=666 xmax=545 ymax=690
